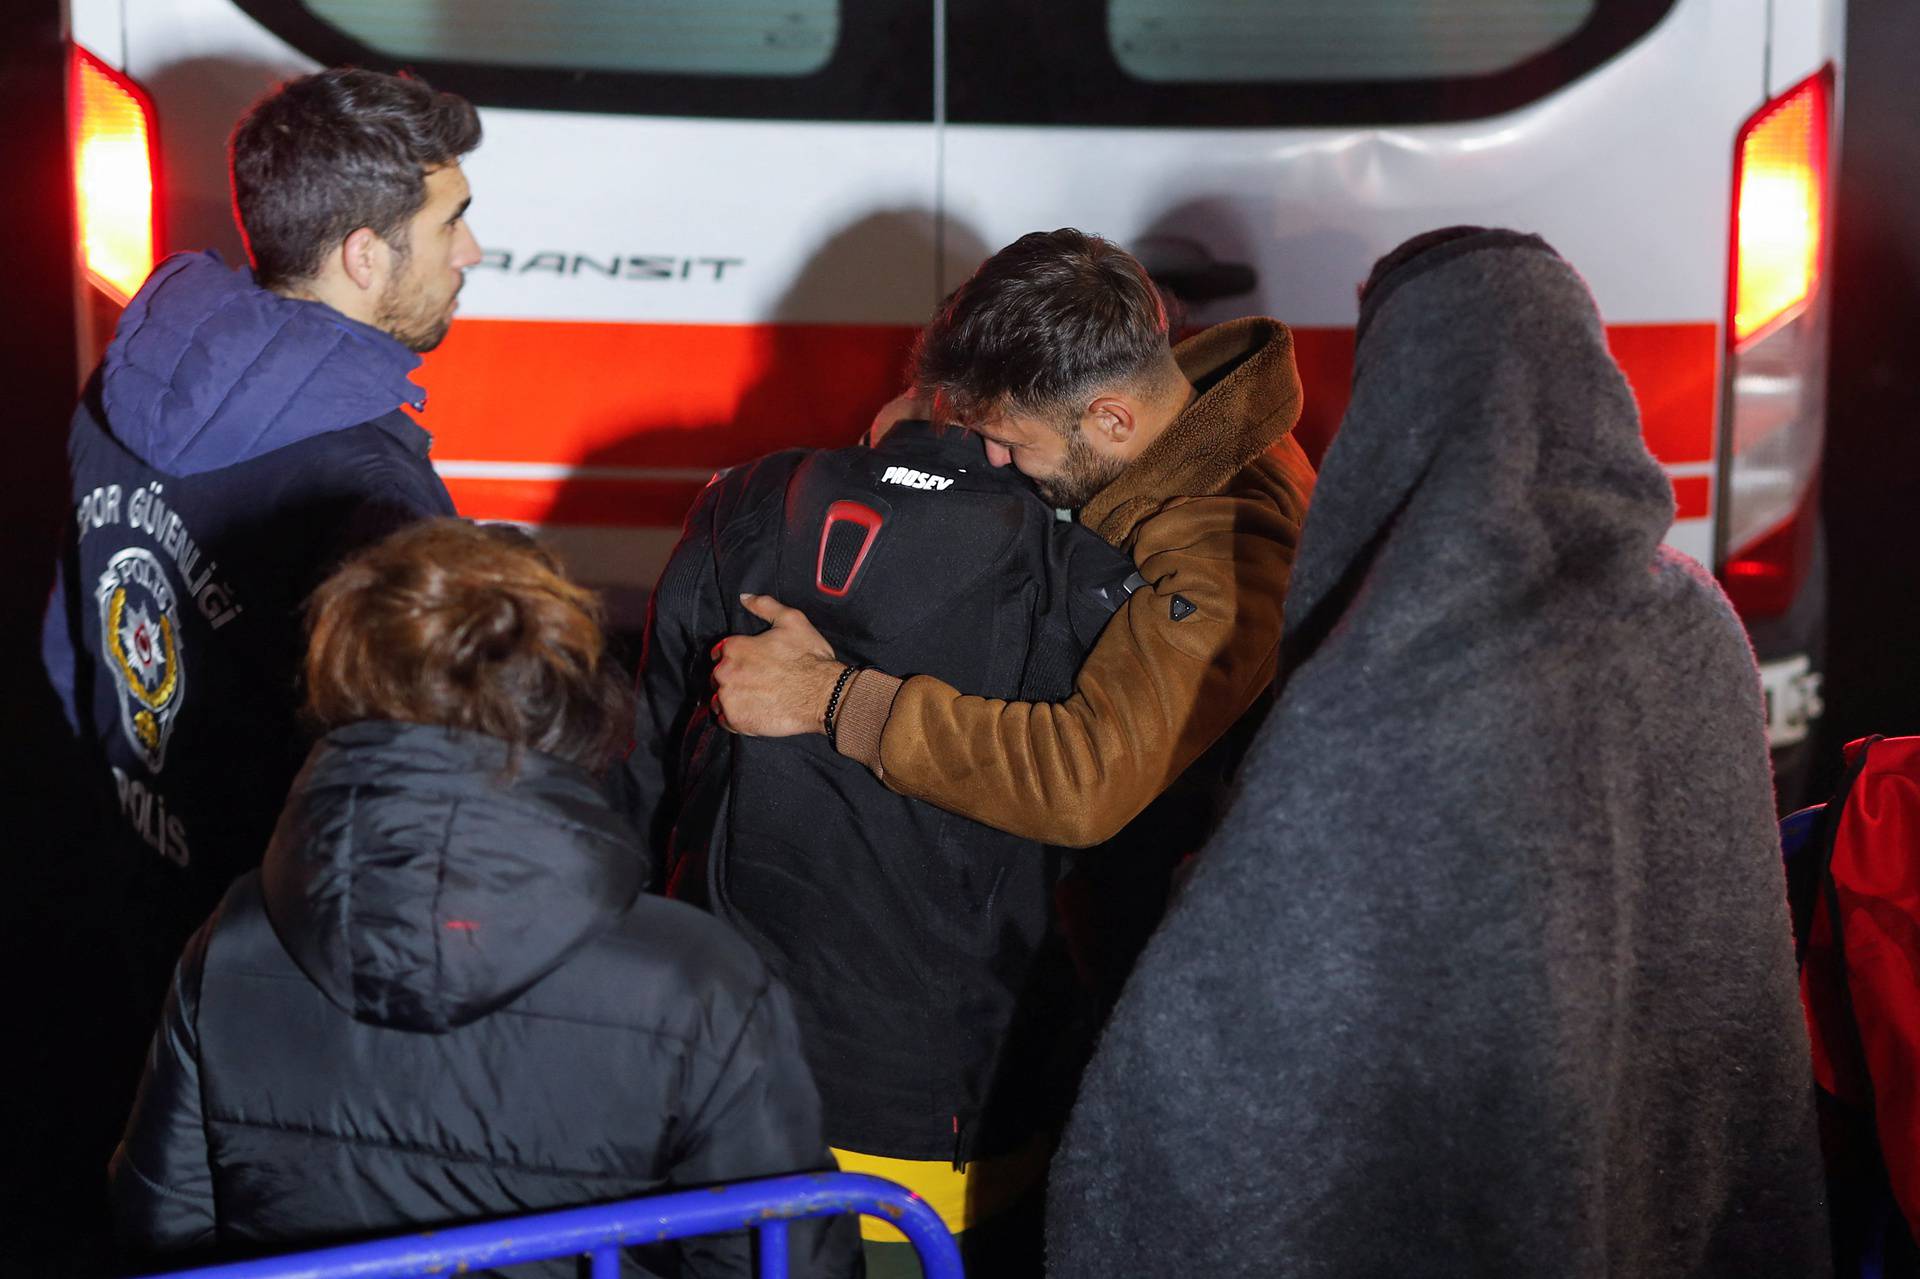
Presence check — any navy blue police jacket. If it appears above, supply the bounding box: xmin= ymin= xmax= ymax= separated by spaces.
xmin=626 ymin=420 xmax=1134 ymax=1163
xmin=40 ymin=252 xmax=455 ymax=979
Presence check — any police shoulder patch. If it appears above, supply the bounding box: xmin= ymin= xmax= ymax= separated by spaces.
xmin=96 ymin=546 xmax=187 ymax=771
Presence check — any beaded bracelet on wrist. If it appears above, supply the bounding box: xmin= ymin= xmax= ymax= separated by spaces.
xmin=823 ymin=664 xmax=859 ymax=750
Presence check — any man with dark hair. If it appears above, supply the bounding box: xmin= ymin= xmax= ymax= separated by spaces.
xmin=230 ymin=70 xmax=480 ymax=351
xmin=711 ymin=228 xmax=1314 ymax=858
xmin=40 ymin=68 xmax=480 ymax=1035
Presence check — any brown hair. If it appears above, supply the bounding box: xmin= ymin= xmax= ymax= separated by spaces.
xmin=913 ymin=227 xmax=1169 ymax=430
xmin=306 ymin=520 xmax=629 ymax=771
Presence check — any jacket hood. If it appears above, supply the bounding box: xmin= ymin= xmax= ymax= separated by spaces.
xmin=261 ymin=721 xmax=645 ymax=1033
xmin=101 ymin=252 xmax=427 ymax=476
xmin=1080 ymin=315 xmax=1303 ymax=546
xmin=1279 ymin=230 xmax=1673 ymax=668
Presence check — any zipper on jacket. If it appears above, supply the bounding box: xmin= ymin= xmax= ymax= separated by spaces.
xmin=952 ymin=1113 xmax=967 ymax=1172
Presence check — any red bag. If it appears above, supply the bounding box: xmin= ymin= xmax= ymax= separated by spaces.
xmin=1795 ymin=735 xmax=1920 ymax=1245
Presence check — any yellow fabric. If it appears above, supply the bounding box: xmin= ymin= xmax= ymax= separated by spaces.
xmin=876 ymin=318 xmax=1315 ymax=847
xmin=831 ymin=1135 xmax=1052 ymax=1242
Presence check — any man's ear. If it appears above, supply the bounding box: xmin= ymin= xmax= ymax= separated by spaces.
xmin=1086 ymin=395 xmax=1137 ymax=446
xmin=338 ymin=227 xmax=388 ymax=293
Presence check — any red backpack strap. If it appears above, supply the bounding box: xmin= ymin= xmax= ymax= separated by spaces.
xmin=1821 ymin=736 xmax=1920 ymax=1229
xmin=1790 ymin=736 xmax=1881 ymax=968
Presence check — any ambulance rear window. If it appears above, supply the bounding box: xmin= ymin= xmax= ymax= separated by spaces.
xmin=234 ymin=0 xmax=931 ymax=120
xmin=946 ymin=0 xmax=1678 ymax=126
xmin=300 ymin=0 xmax=838 ymax=78
xmin=1110 ymin=0 xmax=1595 ymax=83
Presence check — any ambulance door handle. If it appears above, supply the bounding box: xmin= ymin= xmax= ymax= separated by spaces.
xmin=1134 ymin=234 xmax=1258 ymax=304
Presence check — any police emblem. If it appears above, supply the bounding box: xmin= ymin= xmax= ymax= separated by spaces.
xmin=96 ymin=546 xmax=186 ymax=772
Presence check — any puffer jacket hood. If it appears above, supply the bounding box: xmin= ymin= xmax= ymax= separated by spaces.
xmin=101 ymin=252 xmax=426 ymax=476
xmin=261 ymin=721 xmax=645 ymax=1033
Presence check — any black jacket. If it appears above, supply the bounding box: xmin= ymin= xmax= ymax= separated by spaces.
xmin=110 ymin=721 xmax=853 ymax=1278
xmin=627 ymin=422 xmax=1132 ymax=1162
xmin=41 ymin=253 xmax=455 ymax=991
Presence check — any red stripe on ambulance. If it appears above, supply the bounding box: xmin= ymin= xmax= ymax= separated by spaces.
xmin=414 ymin=318 xmax=920 ymax=467
xmin=1290 ymin=323 xmax=1717 ymax=470
xmin=420 ymin=318 xmax=1717 ymax=529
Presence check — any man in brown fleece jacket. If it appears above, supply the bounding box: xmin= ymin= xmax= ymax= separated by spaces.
xmin=712 ymin=228 xmax=1314 ymax=847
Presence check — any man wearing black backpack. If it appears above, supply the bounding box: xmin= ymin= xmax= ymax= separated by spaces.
xmin=625 ymin=414 xmax=1134 ymax=1277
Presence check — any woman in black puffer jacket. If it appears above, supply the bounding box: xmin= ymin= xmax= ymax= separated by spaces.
xmin=109 ymin=519 xmax=855 ymax=1278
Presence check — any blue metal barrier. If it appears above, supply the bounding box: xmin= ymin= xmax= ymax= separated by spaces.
xmin=143 ymin=1172 xmax=961 ymax=1279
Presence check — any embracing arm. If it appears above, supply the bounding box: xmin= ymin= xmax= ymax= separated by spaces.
xmin=855 ymin=470 xmax=1300 ymax=845
xmin=706 ymin=448 xmax=1312 ymax=848
xmin=864 ymin=478 xmax=1297 ymax=837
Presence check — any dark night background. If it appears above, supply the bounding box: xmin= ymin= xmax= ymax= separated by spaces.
xmin=2 ymin=2 xmax=1917 ymax=1272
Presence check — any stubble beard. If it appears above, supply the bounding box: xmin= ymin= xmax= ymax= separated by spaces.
xmin=1034 ymin=428 xmax=1129 ymax=511
xmin=375 ymin=253 xmax=457 ymax=354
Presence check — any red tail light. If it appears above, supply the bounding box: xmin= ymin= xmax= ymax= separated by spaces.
xmin=1731 ymin=75 xmax=1829 ymax=345
xmin=69 ymin=44 xmax=161 ymax=305
xmin=1718 ymin=69 xmax=1833 ymax=620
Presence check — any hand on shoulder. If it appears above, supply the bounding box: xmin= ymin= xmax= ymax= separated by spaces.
xmin=709 ymin=594 xmax=843 ymax=737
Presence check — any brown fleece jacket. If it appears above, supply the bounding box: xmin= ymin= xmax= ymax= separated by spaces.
xmin=832 ymin=316 xmax=1315 ymax=846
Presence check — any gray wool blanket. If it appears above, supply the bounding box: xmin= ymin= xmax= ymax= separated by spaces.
xmin=1046 ymin=232 xmax=1830 ymax=1277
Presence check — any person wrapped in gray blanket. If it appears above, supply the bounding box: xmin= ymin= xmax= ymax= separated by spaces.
xmin=1047 ymin=228 xmax=1830 ymax=1276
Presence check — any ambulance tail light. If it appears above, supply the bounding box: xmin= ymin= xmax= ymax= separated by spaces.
xmin=69 ymin=44 xmax=161 ymax=307
xmin=1717 ymin=68 xmax=1833 ymax=620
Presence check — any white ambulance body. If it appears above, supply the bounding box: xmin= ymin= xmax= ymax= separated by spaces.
xmin=65 ymin=0 xmax=1839 ymax=778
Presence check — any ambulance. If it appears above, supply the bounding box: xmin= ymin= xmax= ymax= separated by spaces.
xmin=64 ymin=0 xmax=1840 ymax=792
